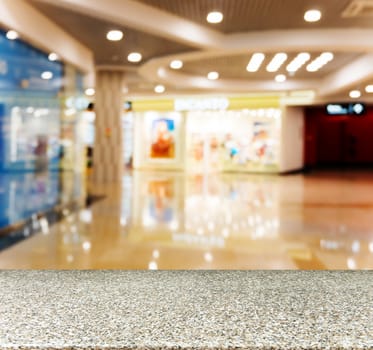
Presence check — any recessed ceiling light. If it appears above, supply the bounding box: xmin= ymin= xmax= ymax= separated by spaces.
xmin=170 ymin=60 xmax=183 ymax=69
xmin=207 ymin=11 xmax=223 ymax=23
xmin=275 ymin=74 xmax=287 ymax=83
xmin=6 ymin=30 xmax=19 ymax=40
xmin=266 ymin=53 xmax=288 ymax=72
xmin=207 ymin=71 xmax=219 ymax=80
xmin=85 ymin=88 xmax=95 ymax=96
xmin=48 ymin=52 xmax=59 ymax=61
xmin=127 ymin=52 xmax=142 ymax=63
xmin=246 ymin=53 xmax=265 ymax=72
xmin=304 ymin=9 xmax=322 ymax=22
xmin=154 ymin=84 xmax=165 ymax=93
xmin=365 ymin=85 xmax=373 ymax=93
xmin=106 ymin=30 xmax=123 ymax=41
xmin=349 ymin=90 xmax=361 ymax=99
xmin=41 ymin=71 xmax=53 ymax=80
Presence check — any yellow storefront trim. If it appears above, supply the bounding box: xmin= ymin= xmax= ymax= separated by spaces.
xmin=131 ymin=96 xmax=280 ymax=112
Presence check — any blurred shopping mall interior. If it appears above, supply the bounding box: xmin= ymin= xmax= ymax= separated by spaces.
xmin=0 ymin=0 xmax=373 ymax=269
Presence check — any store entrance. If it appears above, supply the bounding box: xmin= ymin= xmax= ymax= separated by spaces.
xmin=188 ymin=133 xmax=221 ymax=173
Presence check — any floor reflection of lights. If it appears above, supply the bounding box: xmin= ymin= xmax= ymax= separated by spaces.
xmin=0 ymin=170 xmax=373 ymax=269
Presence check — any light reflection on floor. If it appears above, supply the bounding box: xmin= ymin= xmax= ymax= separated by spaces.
xmin=0 ymin=170 xmax=373 ymax=269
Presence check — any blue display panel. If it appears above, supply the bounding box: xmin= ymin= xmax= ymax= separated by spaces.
xmin=0 ymin=30 xmax=63 ymax=94
xmin=0 ymin=29 xmax=64 ymax=171
xmin=0 ymin=30 xmax=90 ymax=235
xmin=0 ymin=103 xmax=5 ymax=167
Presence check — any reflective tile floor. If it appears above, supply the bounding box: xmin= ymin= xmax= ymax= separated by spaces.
xmin=0 ymin=170 xmax=373 ymax=269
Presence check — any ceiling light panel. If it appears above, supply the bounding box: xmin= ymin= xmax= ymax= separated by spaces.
xmin=127 ymin=52 xmax=142 ymax=62
xmin=246 ymin=53 xmax=265 ymax=72
xmin=106 ymin=30 xmax=123 ymax=41
xmin=286 ymin=52 xmax=310 ymax=72
xmin=266 ymin=53 xmax=288 ymax=72
xmin=85 ymin=88 xmax=95 ymax=96
xmin=170 ymin=60 xmax=183 ymax=69
xmin=48 ymin=52 xmax=59 ymax=61
xmin=349 ymin=90 xmax=361 ymax=98
xmin=207 ymin=71 xmax=219 ymax=80
xmin=275 ymin=74 xmax=286 ymax=83
xmin=304 ymin=9 xmax=322 ymax=22
xmin=41 ymin=71 xmax=53 ymax=80
xmin=154 ymin=84 xmax=165 ymax=93
xmin=207 ymin=11 xmax=223 ymax=23
xmin=6 ymin=30 xmax=19 ymax=40
xmin=306 ymin=52 xmax=334 ymax=72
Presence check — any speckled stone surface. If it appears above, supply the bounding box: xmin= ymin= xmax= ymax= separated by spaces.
xmin=0 ymin=271 xmax=372 ymax=350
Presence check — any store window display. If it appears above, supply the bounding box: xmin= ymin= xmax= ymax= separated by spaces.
xmin=132 ymin=98 xmax=303 ymax=174
xmin=186 ymin=110 xmax=281 ymax=173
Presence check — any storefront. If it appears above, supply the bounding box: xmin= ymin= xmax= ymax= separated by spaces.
xmin=131 ymin=96 xmax=304 ymax=174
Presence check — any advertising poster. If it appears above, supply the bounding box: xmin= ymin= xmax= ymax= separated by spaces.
xmin=150 ymin=118 xmax=175 ymax=159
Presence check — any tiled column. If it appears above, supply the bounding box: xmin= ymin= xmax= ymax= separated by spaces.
xmin=92 ymin=70 xmax=125 ymax=183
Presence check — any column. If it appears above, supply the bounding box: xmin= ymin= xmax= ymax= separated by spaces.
xmin=92 ymin=70 xmax=125 ymax=183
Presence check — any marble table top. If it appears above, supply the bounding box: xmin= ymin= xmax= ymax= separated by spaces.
xmin=0 ymin=270 xmax=372 ymax=350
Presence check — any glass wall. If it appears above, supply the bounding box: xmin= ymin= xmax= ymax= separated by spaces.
xmin=0 ymin=29 xmax=87 ymax=230
xmin=0 ymin=29 xmax=63 ymax=172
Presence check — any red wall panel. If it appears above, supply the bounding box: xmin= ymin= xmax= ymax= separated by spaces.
xmin=305 ymin=106 xmax=373 ymax=166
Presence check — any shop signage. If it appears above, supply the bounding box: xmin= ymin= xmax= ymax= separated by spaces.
xmin=174 ymin=97 xmax=229 ymax=111
xmin=326 ymin=103 xmax=366 ymax=116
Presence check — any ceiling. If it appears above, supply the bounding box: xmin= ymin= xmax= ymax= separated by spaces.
xmin=137 ymin=0 xmax=371 ymax=33
xmin=181 ymin=52 xmax=362 ymax=80
xmin=29 ymin=1 xmax=194 ymax=66
xmin=22 ymin=0 xmax=373 ymax=101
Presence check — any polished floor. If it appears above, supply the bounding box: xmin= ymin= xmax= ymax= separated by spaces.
xmin=0 ymin=170 xmax=373 ymax=269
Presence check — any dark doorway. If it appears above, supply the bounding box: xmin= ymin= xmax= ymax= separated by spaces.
xmin=305 ymin=106 xmax=373 ymax=168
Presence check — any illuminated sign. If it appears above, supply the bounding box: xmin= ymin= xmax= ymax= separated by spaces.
xmin=326 ymin=103 xmax=366 ymax=116
xmin=174 ymin=97 xmax=229 ymax=111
